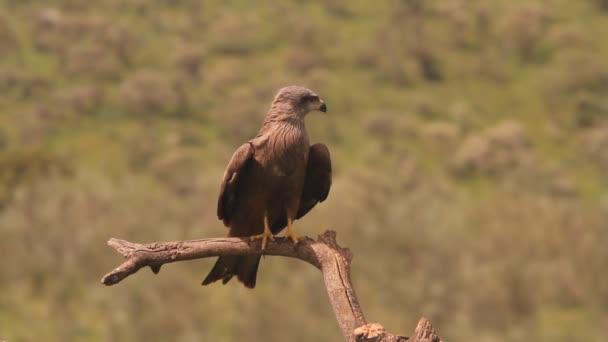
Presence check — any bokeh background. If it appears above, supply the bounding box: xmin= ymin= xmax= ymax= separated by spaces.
xmin=1 ymin=0 xmax=608 ymax=341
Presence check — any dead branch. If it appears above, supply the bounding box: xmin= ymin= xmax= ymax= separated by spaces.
xmin=102 ymin=230 xmax=442 ymax=342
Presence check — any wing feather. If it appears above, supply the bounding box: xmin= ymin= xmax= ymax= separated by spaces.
xmin=217 ymin=142 xmax=254 ymax=226
xmin=269 ymin=143 xmax=331 ymax=233
xmin=296 ymin=143 xmax=332 ymax=219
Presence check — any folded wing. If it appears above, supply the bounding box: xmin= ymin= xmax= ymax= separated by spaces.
xmin=297 ymin=143 xmax=332 ymax=219
xmin=217 ymin=142 xmax=254 ymax=227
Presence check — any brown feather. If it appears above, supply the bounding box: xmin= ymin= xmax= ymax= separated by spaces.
xmin=217 ymin=142 xmax=254 ymax=226
xmin=203 ymin=86 xmax=330 ymax=288
xmin=297 ymin=143 xmax=332 ymax=219
xmin=271 ymin=143 xmax=332 ymax=232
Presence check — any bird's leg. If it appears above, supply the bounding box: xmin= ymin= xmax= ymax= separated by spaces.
xmin=283 ymin=217 xmax=302 ymax=244
xmin=250 ymin=212 xmax=274 ymax=250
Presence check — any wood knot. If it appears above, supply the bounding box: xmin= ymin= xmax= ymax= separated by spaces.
xmin=354 ymin=323 xmax=385 ymax=342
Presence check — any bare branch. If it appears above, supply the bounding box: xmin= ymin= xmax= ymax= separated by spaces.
xmin=102 ymin=230 xmax=442 ymax=342
xmin=411 ymin=317 xmax=443 ymax=342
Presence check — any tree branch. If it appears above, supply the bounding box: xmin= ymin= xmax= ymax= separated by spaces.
xmin=102 ymin=230 xmax=442 ymax=342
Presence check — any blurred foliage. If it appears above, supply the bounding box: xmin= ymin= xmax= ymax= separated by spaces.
xmin=1 ymin=0 xmax=607 ymax=341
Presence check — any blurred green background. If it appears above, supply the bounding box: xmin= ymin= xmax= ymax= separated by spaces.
xmin=1 ymin=0 xmax=608 ymax=341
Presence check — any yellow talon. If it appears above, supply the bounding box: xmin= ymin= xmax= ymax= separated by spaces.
xmin=283 ymin=217 xmax=302 ymax=244
xmin=250 ymin=213 xmax=274 ymax=250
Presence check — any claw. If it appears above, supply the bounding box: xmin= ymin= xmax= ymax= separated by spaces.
xmin=250 ymin=212 xmax=274 ymax=250
xmin=284 ymin=217 xmax=302 ymax=244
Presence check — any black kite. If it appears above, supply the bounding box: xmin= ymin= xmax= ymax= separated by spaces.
xmin=202 ymin=86 xmax=332 ymax=288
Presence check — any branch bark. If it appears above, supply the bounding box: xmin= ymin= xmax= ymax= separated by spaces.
xmin=102 ymin=230 xmax=442 ymax=342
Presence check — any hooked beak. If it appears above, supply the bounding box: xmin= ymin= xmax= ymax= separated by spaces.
xmin=319 ymin=100 xmax=327 ymax=113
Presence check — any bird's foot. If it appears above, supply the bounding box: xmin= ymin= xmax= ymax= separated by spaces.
xmin=250 ymin=214 xmax=275 ymax=251
xmin=283 ymin=231 xmax=303 ymax=244
xmin=250 ymin=230 xmax=274 ymax=250
xmin=283 ymin=220 xmax=302 ymax=244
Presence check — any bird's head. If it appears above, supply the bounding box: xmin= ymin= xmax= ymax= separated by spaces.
xmin=270 ymin=85 xmax=327 ymax=119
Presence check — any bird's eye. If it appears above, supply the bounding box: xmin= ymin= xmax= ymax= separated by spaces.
xmin=304 ymin=95 xmax=318 ymax=102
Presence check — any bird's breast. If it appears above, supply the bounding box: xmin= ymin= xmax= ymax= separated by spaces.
xmin=257 ymin=124 xmax=309 ymax=177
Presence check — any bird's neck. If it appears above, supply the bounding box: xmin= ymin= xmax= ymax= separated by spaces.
xmin=259 ymin=116 xmax=305 ymax=137
xmin=258 ymin=115 xmax=309 ymax=169
xmin=263 ymin=103 xmax=306 ymax=124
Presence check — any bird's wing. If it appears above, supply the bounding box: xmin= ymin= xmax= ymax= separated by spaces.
xmin=296 ymin=143 xmax=332 ymax=219
xmin=217 ymin=142 xmax=254 ymax=226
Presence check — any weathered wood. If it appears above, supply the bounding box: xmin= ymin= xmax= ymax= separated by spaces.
xmin=410 ymin=317 xmax=442 ymax=342
xmin=102 ymin=230 xmax=442 ymax=342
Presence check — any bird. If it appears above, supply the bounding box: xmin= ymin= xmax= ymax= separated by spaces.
xmin=202 ymin=85 xmax=332 ymax=289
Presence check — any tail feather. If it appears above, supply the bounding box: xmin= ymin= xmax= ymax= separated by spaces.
xmin=202 ymin=255 xmax=261 ymax=289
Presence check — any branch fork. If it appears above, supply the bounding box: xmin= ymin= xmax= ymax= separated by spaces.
xmin=102 ymin=230 xmax=442 ymax=342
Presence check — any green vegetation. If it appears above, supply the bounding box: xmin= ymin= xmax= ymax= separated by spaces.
xmin=1 ymin=0 xmax=607 ymax=341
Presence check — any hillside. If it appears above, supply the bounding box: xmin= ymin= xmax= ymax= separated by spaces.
xmin=1 ymin=1 xmax=608 ymax=341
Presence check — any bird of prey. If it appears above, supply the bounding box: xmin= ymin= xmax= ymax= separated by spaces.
xmin=202 ymin=85 xmax=332 ymax=288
